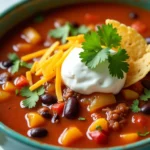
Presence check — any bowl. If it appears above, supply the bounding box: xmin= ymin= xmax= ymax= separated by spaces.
xmin=0 ymin=0 xmax=150 ymax=150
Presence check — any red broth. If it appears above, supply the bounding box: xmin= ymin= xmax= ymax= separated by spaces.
xmin=0 ymin=2 xmax=150 ymax=148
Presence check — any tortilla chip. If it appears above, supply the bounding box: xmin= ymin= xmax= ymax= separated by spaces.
xmin=106 ymin=19 xmax=150 ymax=87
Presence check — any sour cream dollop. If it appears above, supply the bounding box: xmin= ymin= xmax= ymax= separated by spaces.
xmin=61 ymin=47 xmax=126 ymax=95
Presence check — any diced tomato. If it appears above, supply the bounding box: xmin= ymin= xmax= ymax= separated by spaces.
xmin=131 ymin=21 xmax=147 ymax=34
xmin=51 ymin=102 xmax=64 ymax=115
xmin=85 ymin=13 xmax=99 ymax=23
xmin=132 ymin=114 xmax=147 ymax=127
xmin=15 ymin=75 xmax=29 ymax=88
xmin=89 ymin=130 xmax=108 ymax=144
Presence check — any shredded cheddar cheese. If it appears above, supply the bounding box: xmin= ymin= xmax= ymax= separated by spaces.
xmin=22 ymin=35 xmax=83 ymax=102
xmin=31 ymin=61 xmax=38 ymax=73
xmin=66 ymin=34 xmax=84 ymax=42
xmin=21 ymin=49 xmax=47 ymax=62
xmin=55 ymin=66 xmax=63 ymax=102
xmin=29 ymin=78 xmax=47 ymax=91
xmin=57 ymin=41 xmax=72 ymax=50
xmin=26 ymin=71 xmax=33 ymax=85
xmin=39 ymin=41 xmax=60 ymax=65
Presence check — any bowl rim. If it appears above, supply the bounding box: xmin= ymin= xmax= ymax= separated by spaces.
xmin=0 ymin=0 xmax=150 ymax=150
xmin=0 ymin=0 xmax=27 ymax=18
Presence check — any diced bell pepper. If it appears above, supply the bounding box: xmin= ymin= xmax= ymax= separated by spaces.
xmin=59 ymin=127 xmax=83 ymax=146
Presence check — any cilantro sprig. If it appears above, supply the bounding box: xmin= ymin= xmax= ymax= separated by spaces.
xmin=8 ymin=53 xmax=33 ymax=74
xmin=131 ymin=88 xmax=150 ymax=112
xmin=140 ymin=88 xmax=150 ymax=101
xmin=80 ymin=24 xmax=129 ymax=79
xmin=20 ymin=86 xmax=45 ymax=108
xmin=78 ymin=117 xmax=86 ymax=121
xmin=130 ymin=99 xmax=140 ymax=113
xmin=49 ymin=22 xmax=89 ymax=43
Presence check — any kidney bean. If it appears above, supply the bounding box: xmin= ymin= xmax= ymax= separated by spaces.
xmin=38 ymin=107 xmax=51 ymax=119
xmin=141 ymin=103 xmax=150 ymax=114
xmin=145 ymin=37 xmax=150 ymax=44
xmin=64 ymin=97 xmax=79 ymax=119
xmin=41 ymin=94 xmax=57 ymax=105
xmin=141 ymin=79 xmax=150 ymax=89
xmin=51 ymin=114 xmax=59 ymax=123
xmin=27 ymin=128 xmax=48 ymax=138
xmin=129 ymin=12 xmax=139 ymax=19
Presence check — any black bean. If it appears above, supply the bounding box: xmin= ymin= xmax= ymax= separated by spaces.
xmin=51 ymin=113 xmax=59 ymax=123
xmin=141 ymin=79 xmax=150 ymax=89
xmin=129 ymin=12 xmax=139 ymax=19
xmin=41 ymin=94 xmax=57 ymax=105
xmin=71 ymin=22 xmax=80 ymax=28
xmin=38 ymin=107 xmax=51 ymax=119
xmin=0 ymin=72 xmax=10 ymax=84
xmin=2 ymin=60 xmax=13 ymax=68
xmin=145 ymin=37 xmax=150 ymax=44
xmin=27 ymin=128 xmax=48 ymax=138
xmin=141 ymin=103 xmax=150 ymax=114
xmin=64 ymin=97 xmax=79 ymax=119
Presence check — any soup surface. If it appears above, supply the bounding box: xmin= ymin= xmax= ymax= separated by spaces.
xmin=0 ymin=2 xmax=150 ymax=148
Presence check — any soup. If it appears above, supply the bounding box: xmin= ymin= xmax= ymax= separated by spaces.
xmin=0 ymin=2 xmax=150 ymax=148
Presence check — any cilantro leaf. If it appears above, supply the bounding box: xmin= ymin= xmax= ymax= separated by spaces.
xmin=20 ymin=86 xmax=45 ymax=108
xmin=82 ymin=32 xmax=101 ymax=51
xmin=84 ymin=48 xmax=109 ymax=68
xmin=140 ymin=88 xmax=150 ymax=101
xmin=49 ymin=23 xmax=89 ymax=43
xmin=37 ymin=86 xmax=45 ymax=96
xmin=49 ymin=23 xmax=70 ymax=43
xmin=97 ymin=24 xmax=121 ymax=48
xmin=15 ymin=89 xmax=19 ymax=95
xmin=11 ymin=60 xmax=20 ymax=74
xmin=20 ymin=86 xmax=34 ymax=97
xmin=77 ymin=25 xmax=90 ymax=34
xmin=96 ymin=125 xmax=102 ymax=131
xmin=80 ymin=24 xmax=129 ymax=79
xmin=8 ymin=53 xmax=19 ymax=61
xmin=108 ymin=48 xmax=129 ymax=79
xmin=22 ymin=93 xmax=39 ymax=109
xmin=78 ymin=117 xmax=86 ymax=121
xmin=130 ymin=99 xmax=140 ymax=113
xmin=8 ymin=53 xmax=33 ymax=74
xmin=71 ymin=25 xmax=90 ymax=36
xmin=80 ymin=32 xmax=105 ymax=68
xmin=138 ymin=131 xmax=150 ymax=137
xmin=20 ymin=61 xmax=33 ymax=69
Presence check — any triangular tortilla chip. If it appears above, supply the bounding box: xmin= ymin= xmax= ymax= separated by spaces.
xmin=106 ymin=19 xmax=150 ymax=87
